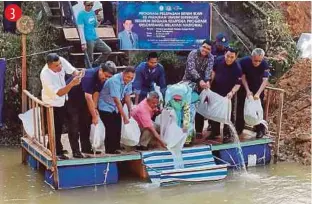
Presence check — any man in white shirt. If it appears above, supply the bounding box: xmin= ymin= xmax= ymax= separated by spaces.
xmin=40 ymin=53 xmax=82 ymax=160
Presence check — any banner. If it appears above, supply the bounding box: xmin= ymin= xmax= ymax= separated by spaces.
xmin=117 ymin=2 xmax=211 ymax=50
xmin=0 ymin=59 xmax=6 ymax=127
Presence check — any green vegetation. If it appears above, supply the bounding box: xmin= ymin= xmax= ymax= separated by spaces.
xmin=0 ymin=2 xmax=60 ymax=145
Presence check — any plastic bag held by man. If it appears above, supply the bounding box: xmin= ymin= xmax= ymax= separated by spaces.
xmin=244 ymin=97 xmax=264 ymax=126
xmin=160 ymin=108 xmax=187 ymax=149
xmin=89 ymin=117 xmax=105 ymax=150
xmin=121 ymin=105 xmax=141 ymax=146
xmin=196 ymin=89 xmax=232 ymax=124
xmin=121 ymin=118 xmax=141 ymax=146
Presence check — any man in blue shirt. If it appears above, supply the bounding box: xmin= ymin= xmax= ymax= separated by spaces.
xmin=211 ymin=33 xmax=229 ymax=58
xmin=209 ymin=47 xmax=242 ymax=143
xmin=67 ymin=61 xmax=117 ymax=158
xmin=98 ymin=67 xmax=135 ymax=154
xmin=133 ymin=52 xmax=166 ymax=104
xmin=236 ymin=48 xmax=270 ymax=138
xmin=77 ymin=1 xmax=112 ymax=67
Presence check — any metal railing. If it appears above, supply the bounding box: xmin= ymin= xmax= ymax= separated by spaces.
xmin=22 ymin=90 xmax=59 ymax=189
xmin=264 ymin=86 xmax=285 ymax=164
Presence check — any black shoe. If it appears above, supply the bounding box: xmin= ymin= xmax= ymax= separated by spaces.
xmin=82 ymin=149 xmax=101 ymax=154
xmin=206 ymin=132 xmax=219 ymax=140
xmin=92 ymin=62 xmax=99 ymax=68
xmin=57 ymin=154 xmax=69 ymax=160
xmin=103 ymin=20 xmax=112 ymax=26
xmin=61 ymin=150 xmax=69 ymax=154
xmin=106 ymin=150 xmax=121 ymax=154
xmin=207 ymin=124 xmax=212 ymax=131
xmin=56 ymin=150 xmax=68 ymax=155
xmin=256 ymin=131 xmax=264 ymax=139
xmin=223 ymin=136 xmax=233 ymax=144
xmin=236 ymin=129 xmax=243 ymax=135
xmin=73 ymin=152 xmax=84 ymax=158
xmin=136 ymin=146 xmax=149 ymax=151
xmin=63 ymin=20 xmax=74 ymax=27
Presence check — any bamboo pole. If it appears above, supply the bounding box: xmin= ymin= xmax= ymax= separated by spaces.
xmin=21 ymin=34 xmax=27 ymax=113
xmin=21 ymin=34 xmax=27 ymax=164
xmin=273 ymin=92 xmax=284 ymax=164
xmin=46 ymin=107 xmax=59 ymax=189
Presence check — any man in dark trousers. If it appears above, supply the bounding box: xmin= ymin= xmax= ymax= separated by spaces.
xmin=182 ymin=39 xmax=214 ymax=137
xmin=133 ymin=52 xmax=166 ymax=105
xmin=98 ymin=66 xmax=135 ymax=154
xmin=209 ymin=47 xmax=242 ymax=143
xmin=236 ymin=48 xmax=270 ymax=138
xmin=67 ymin=61 xmax=117 ymax=158
xmin=40 ymin=53 xmax=82 ymax=160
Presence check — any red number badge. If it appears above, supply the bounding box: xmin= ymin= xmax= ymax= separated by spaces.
xmin=4 ymin=4 xmax=22 ymax=22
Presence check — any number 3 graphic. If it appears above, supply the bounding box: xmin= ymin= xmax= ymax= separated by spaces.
xmin=9 ymin=8 xmax=15 ymax=20
xmin=4 ymin=4 xmax=22 ymax=22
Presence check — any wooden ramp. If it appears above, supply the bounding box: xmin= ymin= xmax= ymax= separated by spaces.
xmin=141 ymin=146 xmax=228 ymax=186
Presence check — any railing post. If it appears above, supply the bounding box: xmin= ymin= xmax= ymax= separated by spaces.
xmin=273 ymin=92 xmax=284 ymax=164
xmin=21 ymin=91 xmax=28 ymax=164
xmin=264 ymin=89 xmax=271 ymax=120
xmin=46 ymin=107 xmax=59 ymax=189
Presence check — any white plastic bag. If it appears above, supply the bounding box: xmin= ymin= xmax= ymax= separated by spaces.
xmin=196 ymin=89 xmax=232 ymax=124
xmin=18 ymin=108 xmax=41 ymax=138
xmin=89 ymin=117 xmax=105 ymax=150
xmin=160 ymin=108 xmax=187 ymax=149
xmin=244 ymin=97 xmax=264 ymax=126
xmin=154 ymin=84 xmax=164 ymax=105
xmin=121 ymin=118 xmax=141 ymax=146
xmin=160 ymin=108 xmax=187 ymax=169
xmin=154 ymin=115 xmax=161 ymax=126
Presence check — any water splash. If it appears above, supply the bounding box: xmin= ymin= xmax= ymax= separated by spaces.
xmin=170 ymin=149 xmax=184 ymax=169
xmin=228 ymin=123 xmax=247 ymax=174
xmin=93 ymin=151 xmax=97 ymax=192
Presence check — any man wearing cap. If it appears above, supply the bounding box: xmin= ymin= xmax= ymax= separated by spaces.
xmin=40 ymin=53 xmax=82 ymax=160
xmin=131 ymin=91 xmax=166 ymax=150
xmin=212 ymin=33 xmax=229 ymax=57
xmin=133 ymin=52 xmax=166 ymax=104
xmin=77 ymin=1 xmax=112 ymax=67
xmin=236 ymin=48 xmax=270 ymax=138
xmin=182 ymin=39 xmax=214 ymax=138
xmin=66 ymin=61 xmax=117 ymax=158
xmin=209 ymin=48 xmax=242 ymax=143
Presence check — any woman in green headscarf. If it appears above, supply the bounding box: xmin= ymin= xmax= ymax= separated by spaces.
xmin=165 ymin=83 xmax=199 ymax=145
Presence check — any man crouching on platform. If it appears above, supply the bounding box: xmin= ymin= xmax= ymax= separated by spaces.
xmin=131 ymin=91 xmax=166 ymax=151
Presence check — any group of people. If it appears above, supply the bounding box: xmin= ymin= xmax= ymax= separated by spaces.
xmin=40 ymin=30 xmax=269 ymax=160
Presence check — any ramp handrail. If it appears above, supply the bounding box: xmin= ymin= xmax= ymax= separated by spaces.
xmin=22 ymin=90 xmax=59 ymax=189
xmin=264 ymin=86 xmax=285 ymax=164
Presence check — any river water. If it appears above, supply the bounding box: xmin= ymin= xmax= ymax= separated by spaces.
xmin=0 ymin=147 xmax=311 ymax=204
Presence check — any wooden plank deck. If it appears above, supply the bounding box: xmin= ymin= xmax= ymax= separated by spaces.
xmin=21 ymin=129 xmax=273 ymax=168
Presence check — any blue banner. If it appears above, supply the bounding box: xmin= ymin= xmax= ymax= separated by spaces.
xmin=0 ymin=59 xmax=6 ymax=127
xmin=117 ymin=2 xmax=211 ymax=50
